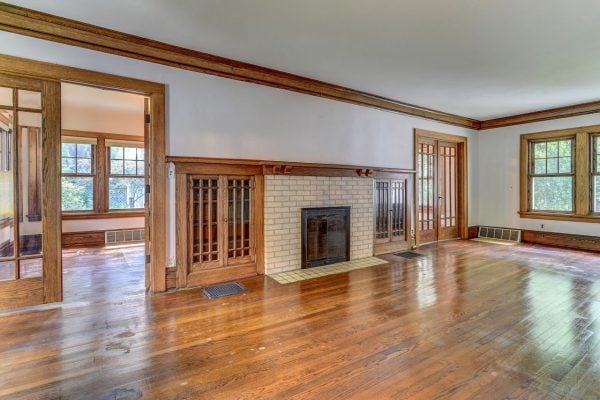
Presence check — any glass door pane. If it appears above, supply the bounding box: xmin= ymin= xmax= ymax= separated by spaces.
xmin=227 ymin=178 xmax=253 ymax=261
xmin=0 ymin=108 xmax=15 ymax=267
xmin=191 ymin=178 xmax=220 ymax=265
xmin=374 ymin=180 xmax=389 ymax=240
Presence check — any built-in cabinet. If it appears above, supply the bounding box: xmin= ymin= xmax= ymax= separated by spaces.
xmin=175 ymin=163 xmax=263 ymax=288
xmin=373 ymin=176 xmax=412 ymax=255
xmin=190 ymin=176 xmax=255 ymax=270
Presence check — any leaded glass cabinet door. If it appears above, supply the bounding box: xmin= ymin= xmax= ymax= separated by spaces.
xmin=374 ymin=178 xmax=408 ymax=250
xmin=224 ymin=177 xmax=255 ymax=266
xmin=190 ymin=176 xmax=221 ymax=270
xmin=189 ymin=175 xmax=256 ymax=271
xmin=0 ymin=74 xmax=62 ymax=310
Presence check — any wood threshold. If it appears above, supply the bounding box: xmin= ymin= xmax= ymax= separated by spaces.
xmin=0 ymin=4 xmax=479 ymax=129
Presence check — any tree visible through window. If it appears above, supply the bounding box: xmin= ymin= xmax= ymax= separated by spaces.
xmin=61 ymin=141 xmax=95 ymax=211
xmin=529 ymin=137 xmax=574 ymax=212
xmin=108 ymin=146 xmax=145 ymax=209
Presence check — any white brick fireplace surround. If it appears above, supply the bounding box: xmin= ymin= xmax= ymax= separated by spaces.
xmin=264 ymin=175 xmax=374 ymax=274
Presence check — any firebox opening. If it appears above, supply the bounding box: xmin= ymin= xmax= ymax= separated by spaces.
xmin=301 ymin=206 xmax=350 ymax=268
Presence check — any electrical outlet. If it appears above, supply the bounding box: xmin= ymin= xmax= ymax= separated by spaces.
xmin=168 ymin=256 xmax=176 ymax=267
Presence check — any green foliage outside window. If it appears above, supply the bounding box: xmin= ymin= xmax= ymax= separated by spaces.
xmin=530 ymin=138 xmax=574 ymax=212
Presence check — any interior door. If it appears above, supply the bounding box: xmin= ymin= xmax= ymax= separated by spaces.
xmin=186 ymin=175 xmax=257 ymax=286
xmin=0 ymin=74 xmax=61 ymax=310
xmin=417 ymin=138 xmax=459 ymax=244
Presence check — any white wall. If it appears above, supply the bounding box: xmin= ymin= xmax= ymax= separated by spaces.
xmin=62 ymin=82 xmax=145 ymax=135
xmin=477 ymin=114 xmax=600 ymax=236
xmin=0 ymin=31 xmax=479 ymax=264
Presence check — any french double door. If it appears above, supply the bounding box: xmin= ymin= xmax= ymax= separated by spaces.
xmin=186 ymin=175 xmax=257 ymax=286
xmin=373 ymin=177 xmax=411 ymax=254
xmin=417 ymin=138 xmax=459 ymax=244
xmin=0 ymin=74 xmax=61 ymax=310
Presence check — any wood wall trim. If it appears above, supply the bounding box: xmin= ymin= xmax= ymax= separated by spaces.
xmin=167 ymin=156 xmax=416 ymax=178
xmin=1 ymin=6 xmax=598 ymax=131
xmin=62 ymin=211 xmax=144 ymax=220
xmin=518 ymin=212 xmax=600 ymax=224
xmin=521 ymin=229 xmax=600 ymax=253
xmin=62 ymin=227 xmax=145 ymax=248
xmin=62 ymin=129 xmax=144 ymax=142
xmin=480 ymin=100 xmax=600 ymax=130
xmin=0 ymin=4 xmax=479 ymax=129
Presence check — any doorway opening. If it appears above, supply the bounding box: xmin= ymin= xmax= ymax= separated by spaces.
xmin=414 ymin=129 xmax=468 ymax=246
xmin=60 ymin=83 xmax=148 ymax=303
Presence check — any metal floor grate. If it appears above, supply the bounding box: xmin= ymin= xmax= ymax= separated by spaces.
xmin=202 ymin=282 xmax=246 ymax=299
xmin=393 ymin=251 xmax=425 ymax=259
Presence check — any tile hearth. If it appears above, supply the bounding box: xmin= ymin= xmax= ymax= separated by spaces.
xmin=269 ymin=256 xmax=388 ymax=284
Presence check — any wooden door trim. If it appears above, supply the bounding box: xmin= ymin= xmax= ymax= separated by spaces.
xmin=0 ymin=55 xmax=167 ymax=294
xmin=414 ymin=129 xmax=468 ymax=246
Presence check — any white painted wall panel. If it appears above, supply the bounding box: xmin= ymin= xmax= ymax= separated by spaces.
xmin=0 ymin=31 xmax=479 ymax=262
xmin=477 ymin=114 xmax=600 ymax=236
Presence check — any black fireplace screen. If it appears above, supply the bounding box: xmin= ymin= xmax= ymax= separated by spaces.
xmin=301 ymin=207 xmax=350 ymax=268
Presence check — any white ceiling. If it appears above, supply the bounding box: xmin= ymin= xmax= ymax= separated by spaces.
xmin=7 ymin=0 xmax=600 ymax=120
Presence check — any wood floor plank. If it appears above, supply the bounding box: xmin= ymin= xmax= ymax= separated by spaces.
xmin=0 ymin=241 xmax=599 ymax=399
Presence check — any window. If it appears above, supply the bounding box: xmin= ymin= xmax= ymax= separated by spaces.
xmin=594 ymin=135 xmax=600 ymax=213
xmin=520 ymin=125 xmax=600 ymax=222
xmin=61 ymin=138 xmax=95 ymax=211
xmin=108 ymin=144 xmax=145 ymax=210
xmin=529 ymin=137 xmax=574 ymax=212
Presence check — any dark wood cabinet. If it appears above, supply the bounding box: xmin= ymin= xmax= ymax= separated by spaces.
xmin=373 ymin=177 xmax=412 ymax=255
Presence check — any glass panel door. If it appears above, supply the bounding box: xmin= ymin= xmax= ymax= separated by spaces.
xmin=0 ymin=75 xmax=61 ymax=310
xmin=226 ymin=177 xmax=254 ymax=265
xmin=190 ymin=177 xmax=220 ymax=269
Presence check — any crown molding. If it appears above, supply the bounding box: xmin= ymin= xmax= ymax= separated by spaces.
xmin=0 ymin=3 xmax=480 ymax=129
xmin=2 ymin=3 xmax=598 ymax=131
xmin=480 ymin=100 xmax=600 ymax=130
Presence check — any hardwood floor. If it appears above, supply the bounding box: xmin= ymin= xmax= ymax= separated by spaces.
xmin=0 ymin=241 xmax=599 ymax=399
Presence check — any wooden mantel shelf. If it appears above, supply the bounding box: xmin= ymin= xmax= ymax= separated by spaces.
xmin=167 ymin=156 xmax=415 ymax=178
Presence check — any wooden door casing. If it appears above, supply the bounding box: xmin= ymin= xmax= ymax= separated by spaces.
xmin=415 ymin=129 xmax=467 ymax=246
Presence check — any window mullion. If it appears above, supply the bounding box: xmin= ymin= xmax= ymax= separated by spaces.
xmin=96 ymin=136 xmax=107 ymax=213
xmin=574 ymin=131 xmax=589 ymax=216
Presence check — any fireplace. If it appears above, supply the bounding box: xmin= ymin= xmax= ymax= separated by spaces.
xmin=301 ymin=206 xmax=350 ymax=268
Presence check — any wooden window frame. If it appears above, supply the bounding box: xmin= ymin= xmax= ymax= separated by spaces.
xmin=61 ymin=130 xmax=144 ymax=219
xmin=107 ymin=142 xmax=145 ymax=211
xmin=519 ymin=125 xmax=600 ymax=223
xmin=592 ymin=134 xmax=600 ymax=215
xmin=60 ymin=139 xmax=96 ymax=212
